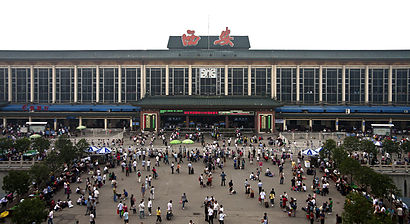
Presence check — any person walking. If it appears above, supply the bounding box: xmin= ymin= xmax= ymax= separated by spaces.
xmin=117 ymin=201 xmax=124 ymax=219
xmin=141 ymin=184 xmax=146 ymax=198
xmin=156 ymin=207 xmax=162 ymax=223
xmin=261 ymin=212 xmax=268 ymax=224
xmin=220 ymin=172 xmax=226 ymax=186
xmin=207 ymin=206 xmax=214 ymax=224
xmin=123 ymin=210 xmax=129 ymax=224
xmin=171 ymin=162 xmax=175 ymax=174
xmin=139 ymin=199 xmax=145 ymax=219
xmin=89 ymin=213 xmax=95 ymax=224
xmin=181 ymin=193 xmax=188 ymax=209
xmin=148 ymin=198 xmax=153 ymax=216
xmin=218 ymin=211 xmax=226 ymax=224
xmin=258 ymin=180 xmax=263 ymax=194
xmin=47 ymin=209 xmax=54 ymax=224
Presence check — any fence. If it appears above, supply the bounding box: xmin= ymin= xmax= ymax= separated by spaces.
xmin=280 ymin=132 xmax=347 ymax=141
xmin=0 ymin=159 xmax=40 ymax=171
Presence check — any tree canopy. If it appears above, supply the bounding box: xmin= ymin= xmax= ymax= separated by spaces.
xmin=31 ymin=137 xmax=50 ymax=152
xmin=11 ymin=197 xmax=48 ymax=224
xmin=2 ymin=170 xmax=31 ymax=197
xmin=29 ymin=163 xmax=50 ymax=188
xmin=342 ymin=192 xmax=374 ymax=224
xmin=14 ymin=138 xmax=31 ymax=153
xmin=342 ymin=136 xmax=360 ymax=153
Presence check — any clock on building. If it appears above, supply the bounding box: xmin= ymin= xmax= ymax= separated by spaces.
xmin=200 ymin=68 xmax=217 ymax=78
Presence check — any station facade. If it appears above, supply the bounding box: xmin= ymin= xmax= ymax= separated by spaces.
xmin=0 ymin=29 xmax=409 ymax=133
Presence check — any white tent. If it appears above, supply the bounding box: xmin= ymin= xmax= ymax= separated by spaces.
xmin=302 ymin=148 xmax=319 ymax=156
xmin=96 ymin=147 xmax=112 ymax=154
xmin=88 ymin=146 xmax=99 ymax=152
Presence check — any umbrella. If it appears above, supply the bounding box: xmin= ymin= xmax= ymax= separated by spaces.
xmin=374 ymin=141 xmax=382 ymax=147
xmin=302 ymin=149 xmax=319 ymax=156
xmin=96 ymin=147 xmax=112 ymax=154
xmin=88 ymin=146 xmax=99 ymax=152
xmin=182 ymin=139 xmax=194 ymax=144
xmin=29 ymin=134 xmax=41 ymax=139
xmin=314 ymin=147 xmax=323 ymax=153
xmin=170 ymin=140 xmax=181 ymax=145
xmin=76 ymin=125 xmax=86 ymax=130
xmin=0 ymin=211 xmax=9 ymax=218
xmin=23 ymin=150 xmax=39 ymax=156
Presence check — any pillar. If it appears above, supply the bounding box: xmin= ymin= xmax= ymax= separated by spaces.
xmin=140 ymin=65 xmax=145 ymax=99
xmin=54 ymin=118 xmax=57 ymax=130
xmin=165 ymin=65 xmax=169 ymax=95
xmin=30 ymin=66 xmax=34 ymax=102
xmin=296 ymin=65 xmax=300 ymax=102
xmin=248 ymin=65 xmax=252 ymax=96
xmin=74 ymin=65 xmax=78 ymax=103
xmin=79 ymin=116 xmax=82 ymax=126
xmin=389 ymin=118 xmax=393 ymax=124
xmin=283 ymin=119 xmax=287 ymax=131
xmin=225 ymin=116 xmax=229 ymax=128
xmin=188 ymin=65 xmax=192 ymax=95
xmin=2 ymin=118 xmax=6 ymax=128
xmin=224 ymin=65 xmax=228 ymax=95
xmin=365 ymin=66 xmax=369 ymax=103
xmin=104 ymin=118 xmax=108 ymax=130
xmin=118 ymin=65 xmax=122 ymax=103
xmin=319 ymin=65 xmax=323 ymax=103
xmin=388 ymin=65 xmax=393 ymax=103
xmin=335 ymin=118 xmax=339 ymax=131
xmin=96 ymin=66 xmax=100 ymax=103
xmin=29 ymin=116 xmax=32 ymax=123
xmin=362 ymin=119 xmax=366 ymax=133
xmin=51 ymin=66 xmax=56 ymax=103
xmin=129 ymin=118 xmax=133 ymax=129
xmin=342 ymin=65 xmax=346 ymax=103
xmin=272 ymin=65 xmax=277 ymax=99
xmin=185 ymin=115 xmax=189 ymax=128
xmin=7 ymin=66 xmax=11 ymax=102
xmin=309 ymin=119 xmax=313 ymax=131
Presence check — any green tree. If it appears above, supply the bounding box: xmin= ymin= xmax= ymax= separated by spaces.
xmin=2 ymin=170 xmax=30 ymax=198
xmin=342 ymin=136 xmax=360 ymax=153
xmin=11 ymin=197 xmax=48 ymax=224
xmin=75 ymin=138 xmax=89 ymax=158
xmin=44 ymin=150 xmax=62 ymax=172
xmin=14 ymin=138 xmax=31 ymax=153
xmin=339 ymin=157 xmax=361 ymax=183
xmin=55 ymin=136 xmax=77 ymax=166
xmin=31 ymin=137 xmax=50 ymax=151
xmin=383 ymin=139 xmax=400 ymax=155
xmin=368 ymin=172 xmax=399 ymax=198
xmin=29 ymin=163 xmax=50 ymax=188
xmin=320 ymin=139 xmax=336 ymax=159
xmin=342 ymin=192 xmax=373 ymax=224
xmin=332 ymin=146 xmax=348 ymax=167
xmin=401 ymin=141 xmax=410 ymax=154
xmin=0 ymin=138 xmax=13 ymax=154
xmin=359 ymin=140 xmax=377 ymax=155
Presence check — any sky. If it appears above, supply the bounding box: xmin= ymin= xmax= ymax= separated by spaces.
xmin=0 ymin=0 xmax=409 ymax=50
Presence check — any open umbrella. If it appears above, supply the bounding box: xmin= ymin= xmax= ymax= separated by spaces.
xmin=0 ymin=211 xmax=9 ymax=218
xmin=302 ymin=149 xmax=319 ymax=156
xmin=76 ymin=125 xmax=86 ymax=130
xmin=182 ymin=139 xmax=194 ymax=144
xmin=170 ymin=140 xmax=181 ymax=145
xmin=374 ymin=141 xmax=382 ymax=147
xmin=96 ymin=147 xmax=112 ymax=154
xmin=88 ymin=146 xmax=99 ymax=152
xmin=23 ymin=150 xmax=39 ymax=156
xmin=29 ymin=134 xmax=41 ymax=139
xmin=314 ymin=147 xmax=323 ymax=153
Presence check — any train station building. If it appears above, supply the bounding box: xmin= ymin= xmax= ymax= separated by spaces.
xmin=0 ymin=28 xmax=409 ymax=133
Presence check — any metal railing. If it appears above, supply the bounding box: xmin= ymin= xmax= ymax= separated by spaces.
xmin=0 ymin=159 xmax=40 ymax=171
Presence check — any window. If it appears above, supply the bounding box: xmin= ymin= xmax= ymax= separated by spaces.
xmin=369 ymin=68 xmax=388 ymax=104
xmin=34 ymin=68 xmax=52 ymax=103
xmin=393 ymin=68 xmax=409 ymax=104
xmin=192 ymin=68 xmax=224 ymax=95
xmin=228 ymin=68 xmax=247 ymax=95
xmin=276 ymin=68 xmax=296 ymax=102
xmin=169 ymin=68 xmax=188 ymax=95
xmin=12 ymin=68 xmax=30 ymax=103
xmin=146 ymin=68 xmax=165 ymax=96
xmin=99 ymin=68 xmax=117 ymax=103
xmin=78 ymin=68 xmax=96 ymax=103
xmin=252 ymin=68 xmax=271 ymax=96
xmin=345 ymin=68 xmax=365 ymax=104
xmin=323 ymin=68 xmax=342 ymax=104
xmin=299 ymin=68 xmax=319 ymax=104
xmin=56 ymin=68 xmax=74 ymax=103
xmin=0 ymin=68 xmax=8 ymax=102
xmin=122 ymin=67 xmax=141 ymax=102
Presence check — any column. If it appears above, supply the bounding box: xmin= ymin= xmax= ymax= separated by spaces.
xmin=362 ymin=119 xmax=366 ymax=133
xmin=8 ymin=66 xmax=11 ymax=102
xmin=3 ymin=118 xmax=6 ymax=128
xmin=319 ymin=66 xmax=323 ymax=103
xmin=140 ymin=65 xmax=145 ymax=99
xmin=74 ymin=65 xmax=78 ymax=103
xmin=54 ymin=118 xmax=57 ymax=130
xmin=309 ymin=119 xmax=313 ymax=131
xmin=388 ymin=65 xmax=393 ymax=103
xmin=29 ymin=116 xmax=32 ymax=123
xmin=165 ymin=65 xmax=169 ymax=95
xmin=224 ymin=65 xmax=228 ymax=95
xmin=118 ymin=65 xmax=122 ymax=103
xmin=79 ymin=116 xmax=82 ymax=126
xmin=225 ymin=116 xmax=229 ymax=128
xmin=96 ymin=66 xmax=100 ymax=103
xmin=52 ymin=66 xmax=56 ymax=103
xmin=342 ymin=65 xmax=346 ymax=103
xmin=104 ymin=118 xmax=108 ymax=130
xmin=335 ymin=118 xmax=339 ymax=131
xmin=30 ymin=66 xmax=34 ymax=102
xmin=185 ymin=115 xmax=189 ymax=128
xmin=365 ymin=66 xmax=369 ymax=103
xmin=296 ymin=65 xmax=300 ymax=102
xmin=283 ymin=119 xmax=287 ymax=131
xmin=188 ymin=65 xmax=192 ymax=95
xmin=129 ymin=118 xmax=133 ymax=129
xmin=389 ymin=118 xmax=393 ymax=124
xmin=272 ymin=65 xmax=277 ymax=99
xmin=248 ymin=65 xmax=252 ymax=96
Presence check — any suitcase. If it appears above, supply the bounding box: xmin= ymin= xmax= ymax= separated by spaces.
xmin=265 ymin=202 xmax=269 ymax=208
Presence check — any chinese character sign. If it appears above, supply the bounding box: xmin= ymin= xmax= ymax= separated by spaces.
xmin=214 ymin=27 xmax=234 ymax=47
xmin=181 ymin=30 xmax=201 ymax=47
